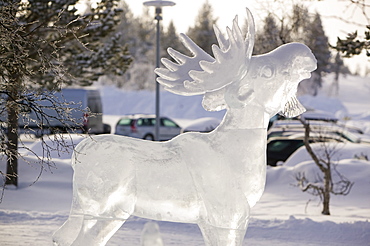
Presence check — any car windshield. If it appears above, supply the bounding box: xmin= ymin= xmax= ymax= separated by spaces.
xmin=268 ymin=140 xmax=305 ymax=153
xmin=162 ymin=118 xmax=178 ymax=127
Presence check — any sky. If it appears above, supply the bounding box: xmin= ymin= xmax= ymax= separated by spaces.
xmin=124 ymin=0 xmax=369 ymax=75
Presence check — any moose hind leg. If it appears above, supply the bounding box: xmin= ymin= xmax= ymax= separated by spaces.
xmin=53 ymin=214 xmax=84 ymax=246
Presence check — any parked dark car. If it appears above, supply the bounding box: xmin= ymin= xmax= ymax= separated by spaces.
xmin=115 ymin=114 xmax=181 ymax=141
xmin=267 ymin=133 xmax=349 ymax=166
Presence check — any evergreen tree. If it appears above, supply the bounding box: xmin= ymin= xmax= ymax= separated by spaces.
xmin=313 ymin=0 xmax=369 ymax=58
xmin=253 ymin=4 xmax=311 ymax=55
xmin=305 ymin=12 xmax=331 ymax=95
xmin=328 ymin=52 xmax=343 ymax=97
xmin=289 ymin=4 xmax=311 ymax=43
xmin=0 ymin=0 xmax=132 ymax=187
xmin=162 ymin=20 xmax=186 ymax=60
xmin=109 ymin=4 xmax=184 ymax=90
xmin=254 ymin=13 xmax=284 ymax=54
xmin=61 ymin=0 xmax=133 ymax=85
xmin=120 ymin=6 xmax=157 ymax=90
xmin=116 ymin=0 xmax=138 ymax=54
xmin=98 ymin=0 xmax=139 ymax=88
xmin=333 ymin=26 xmax=370 ymax=57
xmin=187 ymin=1 xmax=218 ymax=56
xmin=4 ymin=0 xmax=132 ymax=88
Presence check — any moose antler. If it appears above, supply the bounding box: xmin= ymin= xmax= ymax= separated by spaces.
xmin=155 ymin=8 xmax=255 ymax=96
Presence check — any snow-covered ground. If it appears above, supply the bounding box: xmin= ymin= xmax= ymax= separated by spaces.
xmin=0 ymin=74 xmax=370 ymax=245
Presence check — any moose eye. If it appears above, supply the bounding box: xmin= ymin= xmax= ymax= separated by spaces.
xmin=238 ymin=85 xmax=254 ymax=102
xmin=260 ymin=65 xmax=275 ymax=79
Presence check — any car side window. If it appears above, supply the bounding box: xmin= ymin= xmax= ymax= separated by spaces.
xmin=268 ymin=141 xmax=290 ymax=152
xmin=148 ymin=118 xmax=155 ymax=126
xmin=141 ymin=118 xmax=151 ymax=126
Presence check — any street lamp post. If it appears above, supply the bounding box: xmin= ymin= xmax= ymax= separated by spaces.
xmin=143 ymin=0 xmax=176 ymax=141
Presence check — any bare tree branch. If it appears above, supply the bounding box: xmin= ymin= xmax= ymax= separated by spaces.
xmin=296 ymin=117 xmax=354 ymax=215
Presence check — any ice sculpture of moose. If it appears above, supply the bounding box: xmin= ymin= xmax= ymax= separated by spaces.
xmin=53 ymin=8 xmax=317 ymax=246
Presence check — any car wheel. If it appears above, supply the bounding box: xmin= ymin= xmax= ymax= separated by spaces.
xmin=143 ymin=134 xmax=154 ymax=141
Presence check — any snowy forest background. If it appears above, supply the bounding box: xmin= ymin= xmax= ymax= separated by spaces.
xmin=95 ymin=0 xmax=364 ymax=96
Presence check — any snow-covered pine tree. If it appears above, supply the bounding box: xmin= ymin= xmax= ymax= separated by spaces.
xmin=94 ymin=0 xmax=138 ymax=88
xmin=0 ymin=0 xmax=132 ymax=187
xmin=62 ymin=0 xmax=132 ymax=85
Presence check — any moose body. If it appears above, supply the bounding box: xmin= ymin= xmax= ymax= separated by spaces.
xmin=54 ymin=117 xmax=267 ymax=246
xmin=53 ymin=9 xmax=316 ymax=246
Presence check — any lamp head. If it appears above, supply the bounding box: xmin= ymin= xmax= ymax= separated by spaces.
xmin=143 ymin=0 xmax=176 ymax=8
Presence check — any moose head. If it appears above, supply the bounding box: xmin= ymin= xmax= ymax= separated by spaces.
xmin=156 ymin=9 xmax=317 ymax=127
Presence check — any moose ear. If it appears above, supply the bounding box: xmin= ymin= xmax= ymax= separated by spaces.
xmin=202 ymin=89 xmax=227 ymax=111
xmin=279 ymin=96 xmax=306 ymax=118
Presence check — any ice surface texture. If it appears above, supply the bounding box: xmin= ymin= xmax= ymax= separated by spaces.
xmin=53 ymin=8 xmax=317 ymax=246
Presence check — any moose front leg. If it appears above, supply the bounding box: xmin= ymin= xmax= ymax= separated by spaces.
xmin=198 ymin=220 xmax=249 ymax=246
xmin=186 ymin=150 xmax=252 ymax=245
xmin=198 ymin=198 xmax=250 ymax=246
xmin=71 ymin=215 xmax=127 ymax=246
